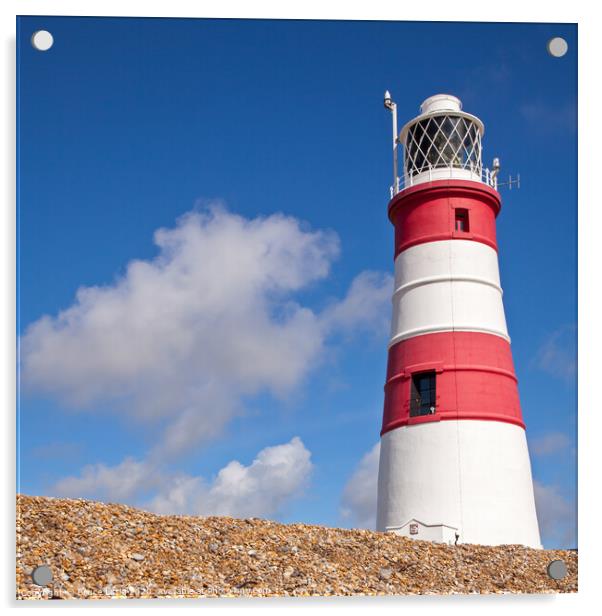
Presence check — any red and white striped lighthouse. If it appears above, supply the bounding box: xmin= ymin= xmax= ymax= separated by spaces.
xmin=376 ymin=93 xmax=541 ymax=548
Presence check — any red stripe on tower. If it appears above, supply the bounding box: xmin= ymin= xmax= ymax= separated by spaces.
xmin=382 ymin=331 xmax=524 ymax=434
xmin=388 ymin=180 xmax=501 ymax=257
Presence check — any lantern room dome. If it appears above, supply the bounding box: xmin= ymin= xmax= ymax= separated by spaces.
xmin=420 ymin=93 xmax=462 ymax=114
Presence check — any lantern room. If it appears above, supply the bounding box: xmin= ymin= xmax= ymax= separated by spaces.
xmin=399 ymin=94 xmax=485 ymax=188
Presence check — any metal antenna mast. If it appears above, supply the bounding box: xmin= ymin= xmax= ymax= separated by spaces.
xmin=384 ymin=90 xmax=399 ymax=196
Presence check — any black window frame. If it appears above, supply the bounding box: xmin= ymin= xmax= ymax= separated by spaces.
xmin=410 ymin=371 xmax=437 ymax=417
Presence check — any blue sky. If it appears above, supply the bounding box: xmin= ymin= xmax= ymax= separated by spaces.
xmin=17 ymin=17 xmax=577 ymax=549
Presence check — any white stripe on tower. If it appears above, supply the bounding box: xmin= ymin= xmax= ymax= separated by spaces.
xmin=377 ymin=420 xmax=542 ymax=547
xmin=389 ymin=239 xmax=509 ymax=347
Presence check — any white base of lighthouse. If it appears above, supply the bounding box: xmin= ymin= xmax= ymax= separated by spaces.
xmin=376 ymin=420 xmax=542 ymax=548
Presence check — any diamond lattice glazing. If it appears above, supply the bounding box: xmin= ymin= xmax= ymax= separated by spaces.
xmin=404 ymin=115 xmax=482 ymax=177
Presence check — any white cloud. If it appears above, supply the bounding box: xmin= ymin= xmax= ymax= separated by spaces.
xmin=533 ymin=480 xmax=576 ymax=549
xmin=340 ymin=442 xmax=380 ymax=529
xmin=321 ymin=271 xmax=392 ymax=337
xmin=53 ymin=437 xmax=313 ymax=520
xmin=53 ymin=457 xmax=161 ymax=502
xmin=529 ymin=432 xmax=571 ymax=457
xmin=532 ymin=324 xmax=577 ymax=383
xmin=519 ymin=100 xmax=577 ymax=135
xmin=21 ymin=206 xmax=391 ymax=459
xmin=150 ymin=436 xmax=312 ymax=518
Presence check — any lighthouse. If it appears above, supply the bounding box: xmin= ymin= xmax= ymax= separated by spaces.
xmin=376 ymin=93 xmax=541 ymax=548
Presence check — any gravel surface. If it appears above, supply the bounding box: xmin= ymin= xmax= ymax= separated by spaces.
xmin=16 ymin=494 xmax=577 ymax=599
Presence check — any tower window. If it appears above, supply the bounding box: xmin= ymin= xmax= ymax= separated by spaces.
xmin=410 ymin=371 xmax=437 ymax=417
xmin=455 ymin=208 xmax=469 ymax=232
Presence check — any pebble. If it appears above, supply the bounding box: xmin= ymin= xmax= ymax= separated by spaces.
xmin=283 ymin=566 xmax=295 ymax=579
xmin=379 ymin=567 xmax=392 ymax=581
xmin=130 ymin=553 xmax=145 ymax=562
xmin=16 ymin=494 xmax=578 ymax=599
